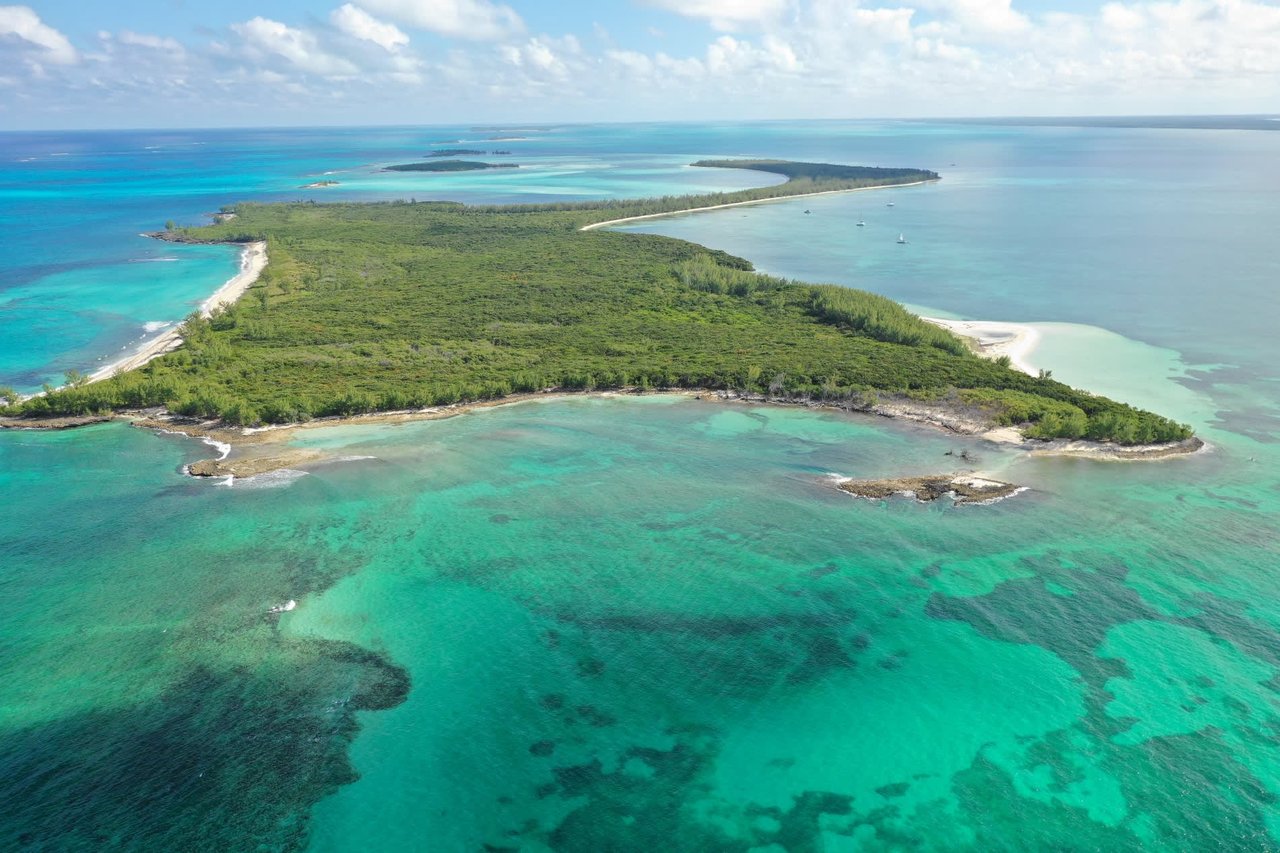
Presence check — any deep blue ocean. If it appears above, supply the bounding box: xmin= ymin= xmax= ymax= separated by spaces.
xmin=3 ymin=121 xmax=1280 ymax=851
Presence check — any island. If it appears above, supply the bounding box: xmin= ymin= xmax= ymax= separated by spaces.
xmin=2 ymin=160 xmax=1194 ymax=468
xmin=384 ymin=160 xmax=519 ymax=173
xmin=300 ymin=180 xmax=340 ymax=188
xmin=690 ymin=159 xmax=933 ymax=184
xmin=471 ymin=126 xmax=553 ymax=133
xmin=837 ymin=474 xmax=1023 ymax=505
xmin=427 ymin=149 xmax=514 ymax=157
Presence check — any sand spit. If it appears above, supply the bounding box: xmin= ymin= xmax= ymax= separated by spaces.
xmin=580 ymin=180 xmax=939 ymax=232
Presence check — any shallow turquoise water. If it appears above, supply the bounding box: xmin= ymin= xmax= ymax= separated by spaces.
xmin=3 ymin=122 xmax=1280 ymax=850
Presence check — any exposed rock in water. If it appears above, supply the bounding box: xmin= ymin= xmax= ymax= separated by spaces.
xmin=187 ymin=450 xmax=324 ymax=478
xmin=837 ymin=474 xmax=1023 ymax=505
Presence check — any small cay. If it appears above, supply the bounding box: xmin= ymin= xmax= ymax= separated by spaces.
xmin=838 ymin=473 xmax=1022 ymax=504
xmin=187 ymin=450 xmax=324 ymax=478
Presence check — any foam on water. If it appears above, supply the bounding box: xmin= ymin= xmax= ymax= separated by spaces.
xmin=232 ymin=468 xmax=309 ymax=489
xmin=200 ymin=436 xmax=231 ymax=461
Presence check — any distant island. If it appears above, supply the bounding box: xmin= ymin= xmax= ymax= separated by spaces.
xmin=471 ymin=126 xmax=553 ymax=133
xmin=5 ymin=159 xmax=1193 ymax=455
xmin=427 ymin=149 xmax=514 ymax=157
xmin=690 ymin=159 xmax=933 ymax=183
xmin=927 ymin=115 xmax=1280 ymax=132
xmin=385 ymin=160 xmax=519 ymax=173
xmin=300 ymin=180 xmax=339 ymax=188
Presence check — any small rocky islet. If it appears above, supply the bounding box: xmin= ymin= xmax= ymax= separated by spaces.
xmin=837 ymin=473 xmax=1023 ymax=505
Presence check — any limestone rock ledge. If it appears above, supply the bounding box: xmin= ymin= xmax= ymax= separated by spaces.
xmin=838 ymin=474 xmax=1023 ymax=505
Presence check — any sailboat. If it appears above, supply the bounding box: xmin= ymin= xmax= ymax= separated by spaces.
xmin=856 ymin=217 xmax=865 ymax=227
xmin=886 ymin=202 xmax=895 ymax=207
xmin=897 ymin=233 xmax=907 ymax=244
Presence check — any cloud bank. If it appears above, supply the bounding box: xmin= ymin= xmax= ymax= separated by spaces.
xmin=2 ymin=0 xmax=1278 ymax=127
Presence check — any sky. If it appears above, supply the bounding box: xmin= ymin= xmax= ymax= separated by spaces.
xmin=1 ymin=0 xmax=1278 ymax=129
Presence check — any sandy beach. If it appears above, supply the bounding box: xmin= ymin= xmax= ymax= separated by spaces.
xmin=88 ymin=241 xmax=267 ymax=384
xmin=580 ymin=179 xmax=938 ymax=231
xmin=922 ymin=317 xmax=1041 ymax=376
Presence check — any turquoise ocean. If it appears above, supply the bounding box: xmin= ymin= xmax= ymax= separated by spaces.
xmin=2 ymin=121 xmax=1280 ymax=850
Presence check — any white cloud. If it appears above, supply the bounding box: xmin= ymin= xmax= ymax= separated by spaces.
xmin=358 ymin=0 xmax=522 ymax=40
xmin=6 ymin=0 xmax=1280 ymax=126
xmin=654 ymin=52 xmax=706 ymax=79
xmin=385 ymin=51 xmax=425 ymax=83
xmin=917 ymin=0 xmax=1030 ymax=38
xmin=705 ymin=34 xmax=799 ymax=75
xmin=501 ymin=35 xmax=582 ymax=80
xmin=330 ymin=4 xmax=409 ymax=51
xmin=607 ymin=48 xmax=654 ymax=77
xmin=232 ymin=16 xmax=358 ymax=77
xmin=587 ymin=0 xmax=1280 ymax=115
xmin=0 ymin=5 xmax=76 ymax=64
xmin=1100 ymin=2 xmax=1145 ymax=33
xmin=117 ymin=30 xmax=185 ymax=55
xmin=644 ymin=0 xmax=790 ymax=31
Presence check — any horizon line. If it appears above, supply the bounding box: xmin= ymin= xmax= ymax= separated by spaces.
xmin=2 ymin=113 xmax=1278 ymax=135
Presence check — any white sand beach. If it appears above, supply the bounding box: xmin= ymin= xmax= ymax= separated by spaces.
xmin=88 ymin=241 xmax=267 ymax=384
xmin=200 ymin=241 xmax=267 ymax=315
xmin=922 ymin=317 xmax=1041 ymax=376
xmin=579 ymin=179 xmax=938 ymax=231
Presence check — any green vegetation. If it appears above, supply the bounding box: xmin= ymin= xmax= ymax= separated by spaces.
xmin=691 ymin=159 xmax=937 ymax=184
xmin=14 ymin=160 xmax=1191 ymax=445
xmin=676 ymin=256 xmax=967 ymax=355
xmin=385 ymin=160 xmax=519 ymax=173
xmin=956 ymin=388 xmax=1186 ymax=443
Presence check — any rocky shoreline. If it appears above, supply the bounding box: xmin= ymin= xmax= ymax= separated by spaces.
xmin=836 ymin=474 xmax=1024 ymax=505
xmin=707 ymin=390 xmax=1206 ymax=461
xmin=1 ymin=387 xmax=1206 ymax=481
xmin=0 ymin=414 xmax=112 ymax=430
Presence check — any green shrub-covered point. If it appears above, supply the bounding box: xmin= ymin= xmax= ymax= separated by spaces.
xmin=14 ymin=162 xmax=1191 ymax=445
